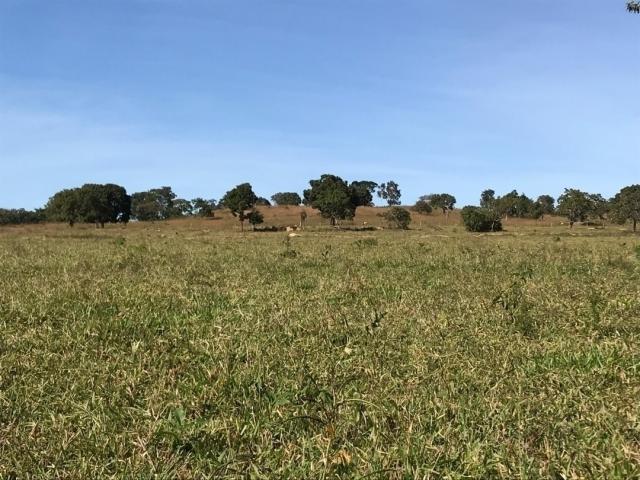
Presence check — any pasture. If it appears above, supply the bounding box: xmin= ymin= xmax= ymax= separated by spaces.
xmin=1 ymin=215 xmax=639 ymax=479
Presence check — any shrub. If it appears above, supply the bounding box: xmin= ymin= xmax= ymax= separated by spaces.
xmin=412 ymin=200 xmax=433 ymax=215
xmin=461 ymin=206 xmax=502 ymax=232
xmin=383 ymin=207 xmax=412 ymax=229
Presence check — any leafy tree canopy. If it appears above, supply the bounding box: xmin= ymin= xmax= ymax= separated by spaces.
xmin=422 ymin=193 xmax=456 ymax=214
xmin=377 ymin=181 xmax=401 ymax=206
xmin=220 ymin=183 xmax=258 ymax=230
xmin=303 ymin=174 xmax=358 ymax=225
xmin=610 ymin=184 xmax=640 ymax=232
xmin=271 ymin=192 xmax=302 ymax=206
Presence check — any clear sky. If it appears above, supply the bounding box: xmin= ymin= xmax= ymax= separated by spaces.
xmin=1 ymin=0 xmax=638 ymax=209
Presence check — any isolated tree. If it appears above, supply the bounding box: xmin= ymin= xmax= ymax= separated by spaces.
xmin=303 ymin=174 xmax=357 ymax=226
xmin=557 ymin=189 xmax=593 ymax=228
xmin=536 ymin=195 xmax=555 ymax=217
xmin=480 ymin=189 xmax=496 ymax=209
xmin=377 ymin=181 xmax=401 ymax=206
xmin=191 ymin=198 xmax=216 ymax=217
xmin=384 ymin=206 xmax=412 ymax=229
xmin=46 ymin=188 xmax=82 ymax=226
xmin=350 ymin=181 xmax=378 ymax=207
xmin=423 ymin=193 xmax=456 ymax=215
xmin=220 ymin=183 xmax=258 ymax=231
xmin=628 ymin=1 xmax=640 ymax=13
xmin=610 ymin=185 xmax=640 ymax=232
xmin=247 ymin=209 xmax=264 ymax=230
xmin=412 ymin=199 xmax=433 ymax=215
xmin=271 ymin=192 xmax=302 ymax=206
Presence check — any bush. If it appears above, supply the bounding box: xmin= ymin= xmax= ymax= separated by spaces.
xmin=383 ymin=207 xmax=412 ymax=229
xmin=461 ymin=206 xmax=502 ymax=232
xmin=412 ymin=200 xmax=433 ymax=215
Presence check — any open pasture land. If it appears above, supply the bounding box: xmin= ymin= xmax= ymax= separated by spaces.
xmin=1 ymin=221 xmax=639 ymax=479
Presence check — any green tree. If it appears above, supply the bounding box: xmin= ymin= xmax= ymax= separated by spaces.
xmin=423 ymin=193 xmax=456 ymax=215
xmin=461 ymin=206 xmax=502 ymax=232
xmin=557 ymin=189 xmax=594 ymax=228
xmin=480 ymin=189 xmax=496 ymax=209
xmin=384 ymin=206 xmax=412 ymax=229
xmin=171 ymin=199 xmax=193 ymax=217
xmin=255 ymin=197 xmax=272 ymax=207
xmin=536 ymin=195 xmax=555 ymax=217
xmin=628 ymin=1 xmax=640 ymax=13
xmin=303 ymin=174 xmax=357 ymax=226
xmin=247 ymin=209 xmax=265 ymax=230
xmin=412 ymin=199 xmax=433 ymax=215
xmin=377 ymin=181 xmax=401 ymax=206
xmin=191 ymin=198 xmax=216 ymax=217
xmin=493 ymin=190 xmax=541 ymax=219
xmin=78 ymin=184 xmax=131 ymax=227
xmin=131 ymin=187 xmax=177 ymax=221
xmin=45 ymin=188 xmax=82 ymax=226
xmin=350 ymin=181 xmax=378 ymax=207
xmin=220 ymin=183 xmax=258 ymax=231
xmin=46 ymin=184 xmax=130 ymax=227
xmin=610 ymin=185 xmax=640 ymax=232
xmin=271 ymin=192 xmax=302 ymax=206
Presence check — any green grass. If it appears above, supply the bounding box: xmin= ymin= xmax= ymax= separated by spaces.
xmin=1 ymin=226 xmax=639 ymax=478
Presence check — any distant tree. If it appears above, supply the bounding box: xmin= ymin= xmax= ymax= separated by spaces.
xmin=377 ymin=181 xmax=401 ymax=206
xmin=536 ymin=195 xmax=555 ymax=217
xmin=423 ymin=193 xmax=456 ymax=215
xmin=46 ymin=188 xmax=82 ymax=226
xmin=255 ymin=197 xmax=272 ymax=207
xmin=610 ymin=185 xmax=640 ymax=232
xmin=384 ymin=206 xmax=412 ymax=229
xmin=628 ymin=1 xmax=640 ymax=13
xmin=220 ymin=183 xmax=258 ymax=231
xmin=247 ymin=209 xmax=264 ymax=230
xmin=271 ymin=192 xmax=302 ymax=206
xmin=588 ymin=193 xmax=609 ymax=221
xmin=493 ymin=190 xmax=541 ymax=219
xmin=0 ymin=208 xmax=45 ymax=225
xmin=480 ymin=189 xmax=496 ymax=209
xmin=46 ymin=184 xmax=130 ymax=227
xmin=171 ymin=199 xmax=193 ymax=217
xmin=557 ymin=189 xmax=594 ymax=228
xmin=412 ymin=199 xmax=433 ymax=215
xmin=461 ymin=206 xmax=502 ymax=232
xmin=350 ymin=181 xmax=378 ymax=207
xmin=76 ymin=183 xmax=131 ymax=227
xmin=303 ymin=174 xmax=358 ymax=226
xmin=191 ymin=198 xmax=216 ymax=217
xmin=131 ymin=186 xmax=176 ymax=221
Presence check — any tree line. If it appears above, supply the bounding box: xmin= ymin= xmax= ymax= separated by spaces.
xmin=1 ymin=176 xmax=639 ymax=233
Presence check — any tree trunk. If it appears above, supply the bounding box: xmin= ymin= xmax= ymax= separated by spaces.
xmin=240 ymin=220 xmax=244 ymax=232
xmin=634 ymin=219 xmax=637 ymax=232
xmin=330 ymin=217 xmax=336 ymax=226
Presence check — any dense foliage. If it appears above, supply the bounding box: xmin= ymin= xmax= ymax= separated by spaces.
xmin=271 ymin=192 xmax=302 ymax=206
xmin=383 ymin=206 xmax=412 ymax=229
xmin=461 ymin=206 xmax=503 ymax=232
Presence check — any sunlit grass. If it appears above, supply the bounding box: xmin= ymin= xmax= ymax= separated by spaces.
xmin=1 ymin=224 xmax=639 ymax=478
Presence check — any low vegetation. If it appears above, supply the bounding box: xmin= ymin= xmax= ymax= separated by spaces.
xmin=1 ymin=222 xmax=639 ymax=478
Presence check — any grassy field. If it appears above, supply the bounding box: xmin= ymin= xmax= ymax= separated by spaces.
xmin=1 ymin=215 xmax=639 ymax=478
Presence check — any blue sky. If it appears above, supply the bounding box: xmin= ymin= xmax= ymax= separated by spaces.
xmin=1 ymin=0 xmax=638 ymax=209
